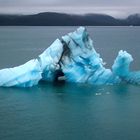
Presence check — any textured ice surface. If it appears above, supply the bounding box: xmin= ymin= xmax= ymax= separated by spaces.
xmin=112 ymin=50 xmax=133 ymax=77
xmin=0 ymin=59 xmax=41 ymax=87
xmin=0 ymin=27 xmax=140 ymax=87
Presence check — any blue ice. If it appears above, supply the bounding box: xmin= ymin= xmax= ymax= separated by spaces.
xmin=0 ymin=27 xmax=140 ymax=87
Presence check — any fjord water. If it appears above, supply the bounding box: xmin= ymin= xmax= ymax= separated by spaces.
xmin=0 ymin=26 xmax=140 ymax=140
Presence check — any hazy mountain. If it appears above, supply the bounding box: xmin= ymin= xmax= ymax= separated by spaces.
xmin=0 ymin=12 xmax=140 ymax=26
xmin=126 ymin=14 xmax=140 ymax=26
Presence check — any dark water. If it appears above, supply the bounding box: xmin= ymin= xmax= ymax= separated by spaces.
xmin=0 ymin=26 xmax=140 ymax=140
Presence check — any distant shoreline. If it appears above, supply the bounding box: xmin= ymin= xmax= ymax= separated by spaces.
xmin=0 ymin=12 xmax=140 ymax=26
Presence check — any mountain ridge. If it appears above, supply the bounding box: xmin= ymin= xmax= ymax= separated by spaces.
xmin=0 ymin=12 xmax=140 ymax=26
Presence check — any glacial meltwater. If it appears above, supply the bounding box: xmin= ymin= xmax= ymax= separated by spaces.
xmin=0 ymin=26 xmax=140 ymax=140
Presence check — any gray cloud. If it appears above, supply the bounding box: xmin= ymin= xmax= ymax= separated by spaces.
xmin=0 ymin=0 xmax=140 ymax=17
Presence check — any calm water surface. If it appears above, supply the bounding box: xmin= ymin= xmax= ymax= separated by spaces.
xmin=0 ymin=26 xmax=140 ymax=140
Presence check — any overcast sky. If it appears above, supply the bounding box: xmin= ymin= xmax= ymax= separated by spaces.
xmin=0 ymin=0 xmax=140 ymax=18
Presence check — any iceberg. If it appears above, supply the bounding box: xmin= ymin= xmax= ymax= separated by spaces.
xmin=0 ymin=26 xmax=140 ymax=87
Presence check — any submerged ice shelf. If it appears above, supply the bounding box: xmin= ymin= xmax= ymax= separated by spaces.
xmin=0 ymin=27 xmax=140 ymax=87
